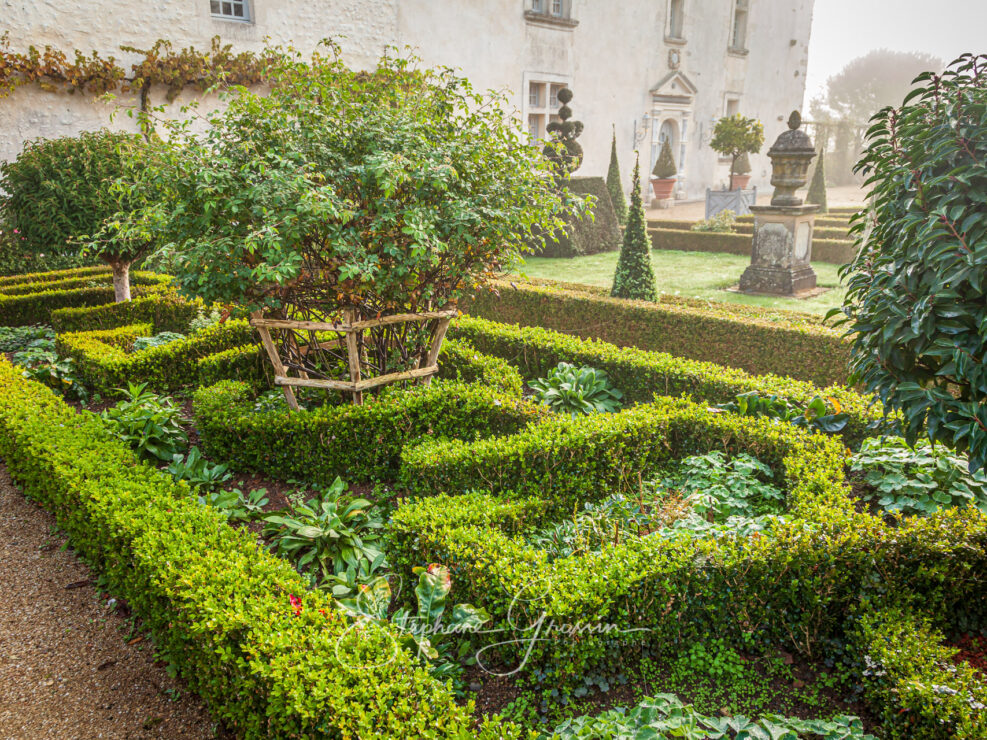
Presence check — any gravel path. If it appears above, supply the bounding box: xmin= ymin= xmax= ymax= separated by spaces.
xmin=0 ymin=465 xmax=218 ymax=740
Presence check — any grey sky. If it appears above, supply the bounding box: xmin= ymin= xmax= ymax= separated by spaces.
xmin=804 ymin=0 xmax=987 ymax=105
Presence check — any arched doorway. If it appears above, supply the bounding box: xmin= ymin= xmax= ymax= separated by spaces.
xmin=654 ymin=118 xmax=680 ymax=175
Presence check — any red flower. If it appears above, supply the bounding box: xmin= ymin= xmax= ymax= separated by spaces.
xmin=289 ymin=594 xmax=303 ymax=617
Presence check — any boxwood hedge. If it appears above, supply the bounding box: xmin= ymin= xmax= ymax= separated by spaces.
xmin=51 ymin=291 xmax=201 ymax=334
xmin=465 ymin=279 xmax=852 ymax=386
xmin=647 ymin=227 xmax=856 ymax=264
xmin=0 ymin=269 xmax=171 ymax=326
xmin=390 ymin=397 xmax=987 ymax=698
xmin=0 ymin=360 xmax=511 ymax=738
xmin=0 ymin=264 xmax=111 ymax=288
xmin=194 ymin=378 xmax=547 ymax=486
xmin=450 ymin=313 xmax=880 ymax=446
xmin=57 ymin=320 xmax=255 ymax=396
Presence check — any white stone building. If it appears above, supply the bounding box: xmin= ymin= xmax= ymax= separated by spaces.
xmin=1 ymin=0 xmax=814 ymax=201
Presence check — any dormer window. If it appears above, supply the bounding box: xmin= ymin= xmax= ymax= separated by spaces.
xmin=211 ymin=0 xmax=250 ymax=21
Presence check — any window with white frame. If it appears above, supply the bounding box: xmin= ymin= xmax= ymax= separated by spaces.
xmin=668 ymin=0 xmax=685 ymax=39
xmin=526 ymin=81 xmax=565 ymax=142
xmin=725 ymin=98 xmax=740 ymax=116
xmin=211 ymin=0 xmax=250 ymax=21
xmin=528 ymin=0 xmax=571 ymax=19
xmin=730 ymin=0 xmax=749 ymax=51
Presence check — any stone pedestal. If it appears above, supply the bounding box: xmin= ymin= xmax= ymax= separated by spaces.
xmin=739 ymin=204 xmax=818 ymax=295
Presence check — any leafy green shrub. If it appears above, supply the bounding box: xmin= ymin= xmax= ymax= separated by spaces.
xmin=100 ymin=382 xmax=187 ymax=461
xmin=106 ymin=46 xmax=581 ymax=338
xmin=545 ymin=693 xmax=875 ymax=740
xmin=662 ymin=451 xmax=785 ymax=520
xmin=690 ymin=209 xmax=737 ymax=233
xmin=0 ymin=130 xmax=156 ymax=301
xmin=612 ymin=155 xmax=658 ymax=302
xmin=199 ymin=487 xmax=269 ymax=524
xmin=834 ymin=54 xmax=987 ymax=471
xmin=529 ymin=362 xmax=623 ymax=417
xmin=9 ymin=334 xmax=89 ymax=401
xmin=166 ymin=446 xmax=233 ymax=492
xmin=0 ymin=223 xmax=98 ymax=277
xmin=0 ymin=325 xmax=53 ymax=352
xmin=851 ymin=436 xmax=987 ymax=515
xmin=853 ymin=608 xmax=987 ymax=739
xmin=263 ymin=477 xmax=384 ymax=586
xmin=133 ymin=331 xmax=185 ymax=351
xmin=717 ymin=391 xmax=851 ymax=435
xmin=0 ymin=361 xmax=493 ymax=738
xmin=710 ymin=113 xmax=765 ymax=184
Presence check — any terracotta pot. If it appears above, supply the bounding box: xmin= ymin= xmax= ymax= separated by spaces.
xmin=651 ymin=178 xmax=676 ymax=200
xmin=730 ymin=174 xmax=752 ymax=190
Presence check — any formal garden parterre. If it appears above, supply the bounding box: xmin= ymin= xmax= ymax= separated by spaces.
xmin=0 ymin=47 xmax=984 ymax=740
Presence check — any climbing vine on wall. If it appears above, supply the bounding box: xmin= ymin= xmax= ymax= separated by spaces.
xmin=0 ymin=34 xmax=272 ymax=114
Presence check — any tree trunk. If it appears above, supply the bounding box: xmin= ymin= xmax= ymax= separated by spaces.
xmin=109 ymin=260 xmax=132 ymax=302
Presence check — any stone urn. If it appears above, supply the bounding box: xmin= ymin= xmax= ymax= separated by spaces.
xmin=766 ymin=111 xmax=816 ymax=206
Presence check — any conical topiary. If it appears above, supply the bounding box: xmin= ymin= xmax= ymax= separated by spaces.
xmin=806 ymin=147 xmax=829 ymax=214
xmin=733 ymin=151 xmax=752 ymax=175
xmin=611 ymin=154 xmax=659 ymax=302
xmin=606 ymin=126 xmax=629 ymax=225
xmin=652 ymin=139 xmax=677 ymax=179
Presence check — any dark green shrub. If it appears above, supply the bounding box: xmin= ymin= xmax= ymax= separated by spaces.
xmin=807 ymin=148 xmax=829 ymax=213
xmin=100 ymin=382 xmax=188 ymax=461
xmin=606 ymin=127 xmax=628 ymax=226
xmin=0 ymin=130 xmax=156 ymax=301
xmin=611 ymin=155 xmax=658 ymax=301
xmin=835 ymin=54 xmax=987 ymax=470
xmin=50 ymin=291 xmax=200 ymax=334
xmin=652 ymin=139 xmax=677 ymax=179
xmin=648 ymin=228 xmax=855 ymax=264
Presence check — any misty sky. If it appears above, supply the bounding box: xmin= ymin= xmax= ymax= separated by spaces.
xmin=804 ymin=0 xmax=987 ymax=105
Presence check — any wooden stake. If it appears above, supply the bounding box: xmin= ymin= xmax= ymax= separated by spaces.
xmin=343 ymin=307 xmax=363 ymax=405
xmin=421 ymin=316 xmax=453 ymax=387
xmin=251 ymin=310 xmax=299 ymax=411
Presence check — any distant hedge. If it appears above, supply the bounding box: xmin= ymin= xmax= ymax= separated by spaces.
xmin=0 ymin=269 xmax=171 ymax=326
xmin=0 ymin=265 xmax=110 ymax=287
xmin=647 ymin=219 xmax=851 ymax=242
xmin=464 ymin=279 xmax=852 ymax=387
xmin=648 ymin=227 xmax=855 ymax=264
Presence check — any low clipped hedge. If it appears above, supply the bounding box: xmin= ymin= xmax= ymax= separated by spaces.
xmin=57 ymin=320 xmax=255 ymax=396
xmin=197 ymin=343 xmax=271 ymax=389
xmin=0 ymin=264 xmax=111 ymax=288
xmin=466 ymin=279 xmax=851 ymax=387
xmin=450 ymin=313 xmax=880 ymax=446
xmin=194 ymin=378 xmax=547 ymax=486
xmin=0 ymin=269 xmax=171 ymax=326
xmin=0 ymin=360 xmax=501 ymax=738
xmin=647 ymin=227 xmax=856 ymax=264
xmin=647 ymin=219 xmax=851 ymax=242
xmin=854 ymin=609 xmax=987 ymax=739
xmin=51 ymin=291 xmax=201 ymax=334
xmin=390 ymin=397 xmax=987 ymax=700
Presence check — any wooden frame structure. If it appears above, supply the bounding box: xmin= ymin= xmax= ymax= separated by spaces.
xmin=250 ymin=308 xmax=456 ymax=410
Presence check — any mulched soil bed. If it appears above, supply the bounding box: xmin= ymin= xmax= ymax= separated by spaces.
xmin=950 ymin=633 xmax=987 ymax=677
xmin=0 ymin=464 xmax=222 ymax=739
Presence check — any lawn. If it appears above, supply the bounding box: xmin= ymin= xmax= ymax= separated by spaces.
xmin=515 ymin=249 xmax=846 ymax=316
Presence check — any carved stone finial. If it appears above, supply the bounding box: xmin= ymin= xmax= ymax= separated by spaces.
xmin=787 ymin=110 xmax=802 ymax=130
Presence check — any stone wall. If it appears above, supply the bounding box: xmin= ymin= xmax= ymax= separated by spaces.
xmin=0 ymin=0 xmax=814 ymax=202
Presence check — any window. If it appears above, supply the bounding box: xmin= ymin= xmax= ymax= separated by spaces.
xmin=531 ymin=0 xmax=545 ymax=11
xmin=551 ymin=0 xmax=563 ymax=15
xmin=528 ymin=0 xmax=571 ymax=19
xmin=725 ymin=98 xmax=740 ymax=116
xmin=211 ymin=0 xmax=249 ymax=21
xmin=730 ymin=0 xmax=749 ymax=51
xmin=668 ymin=0 xmax=685 ymax=39
xmin=526 ymin=80 xmax=567 ymax=142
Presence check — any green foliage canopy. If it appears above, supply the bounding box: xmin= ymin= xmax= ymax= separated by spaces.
xmin=710 ymin=114 xmax=765 ymax=175
xmin=114 ymin=45 xmax=581 ymax=316
xmin=834 ymin=54 xmax=987 ymax=471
